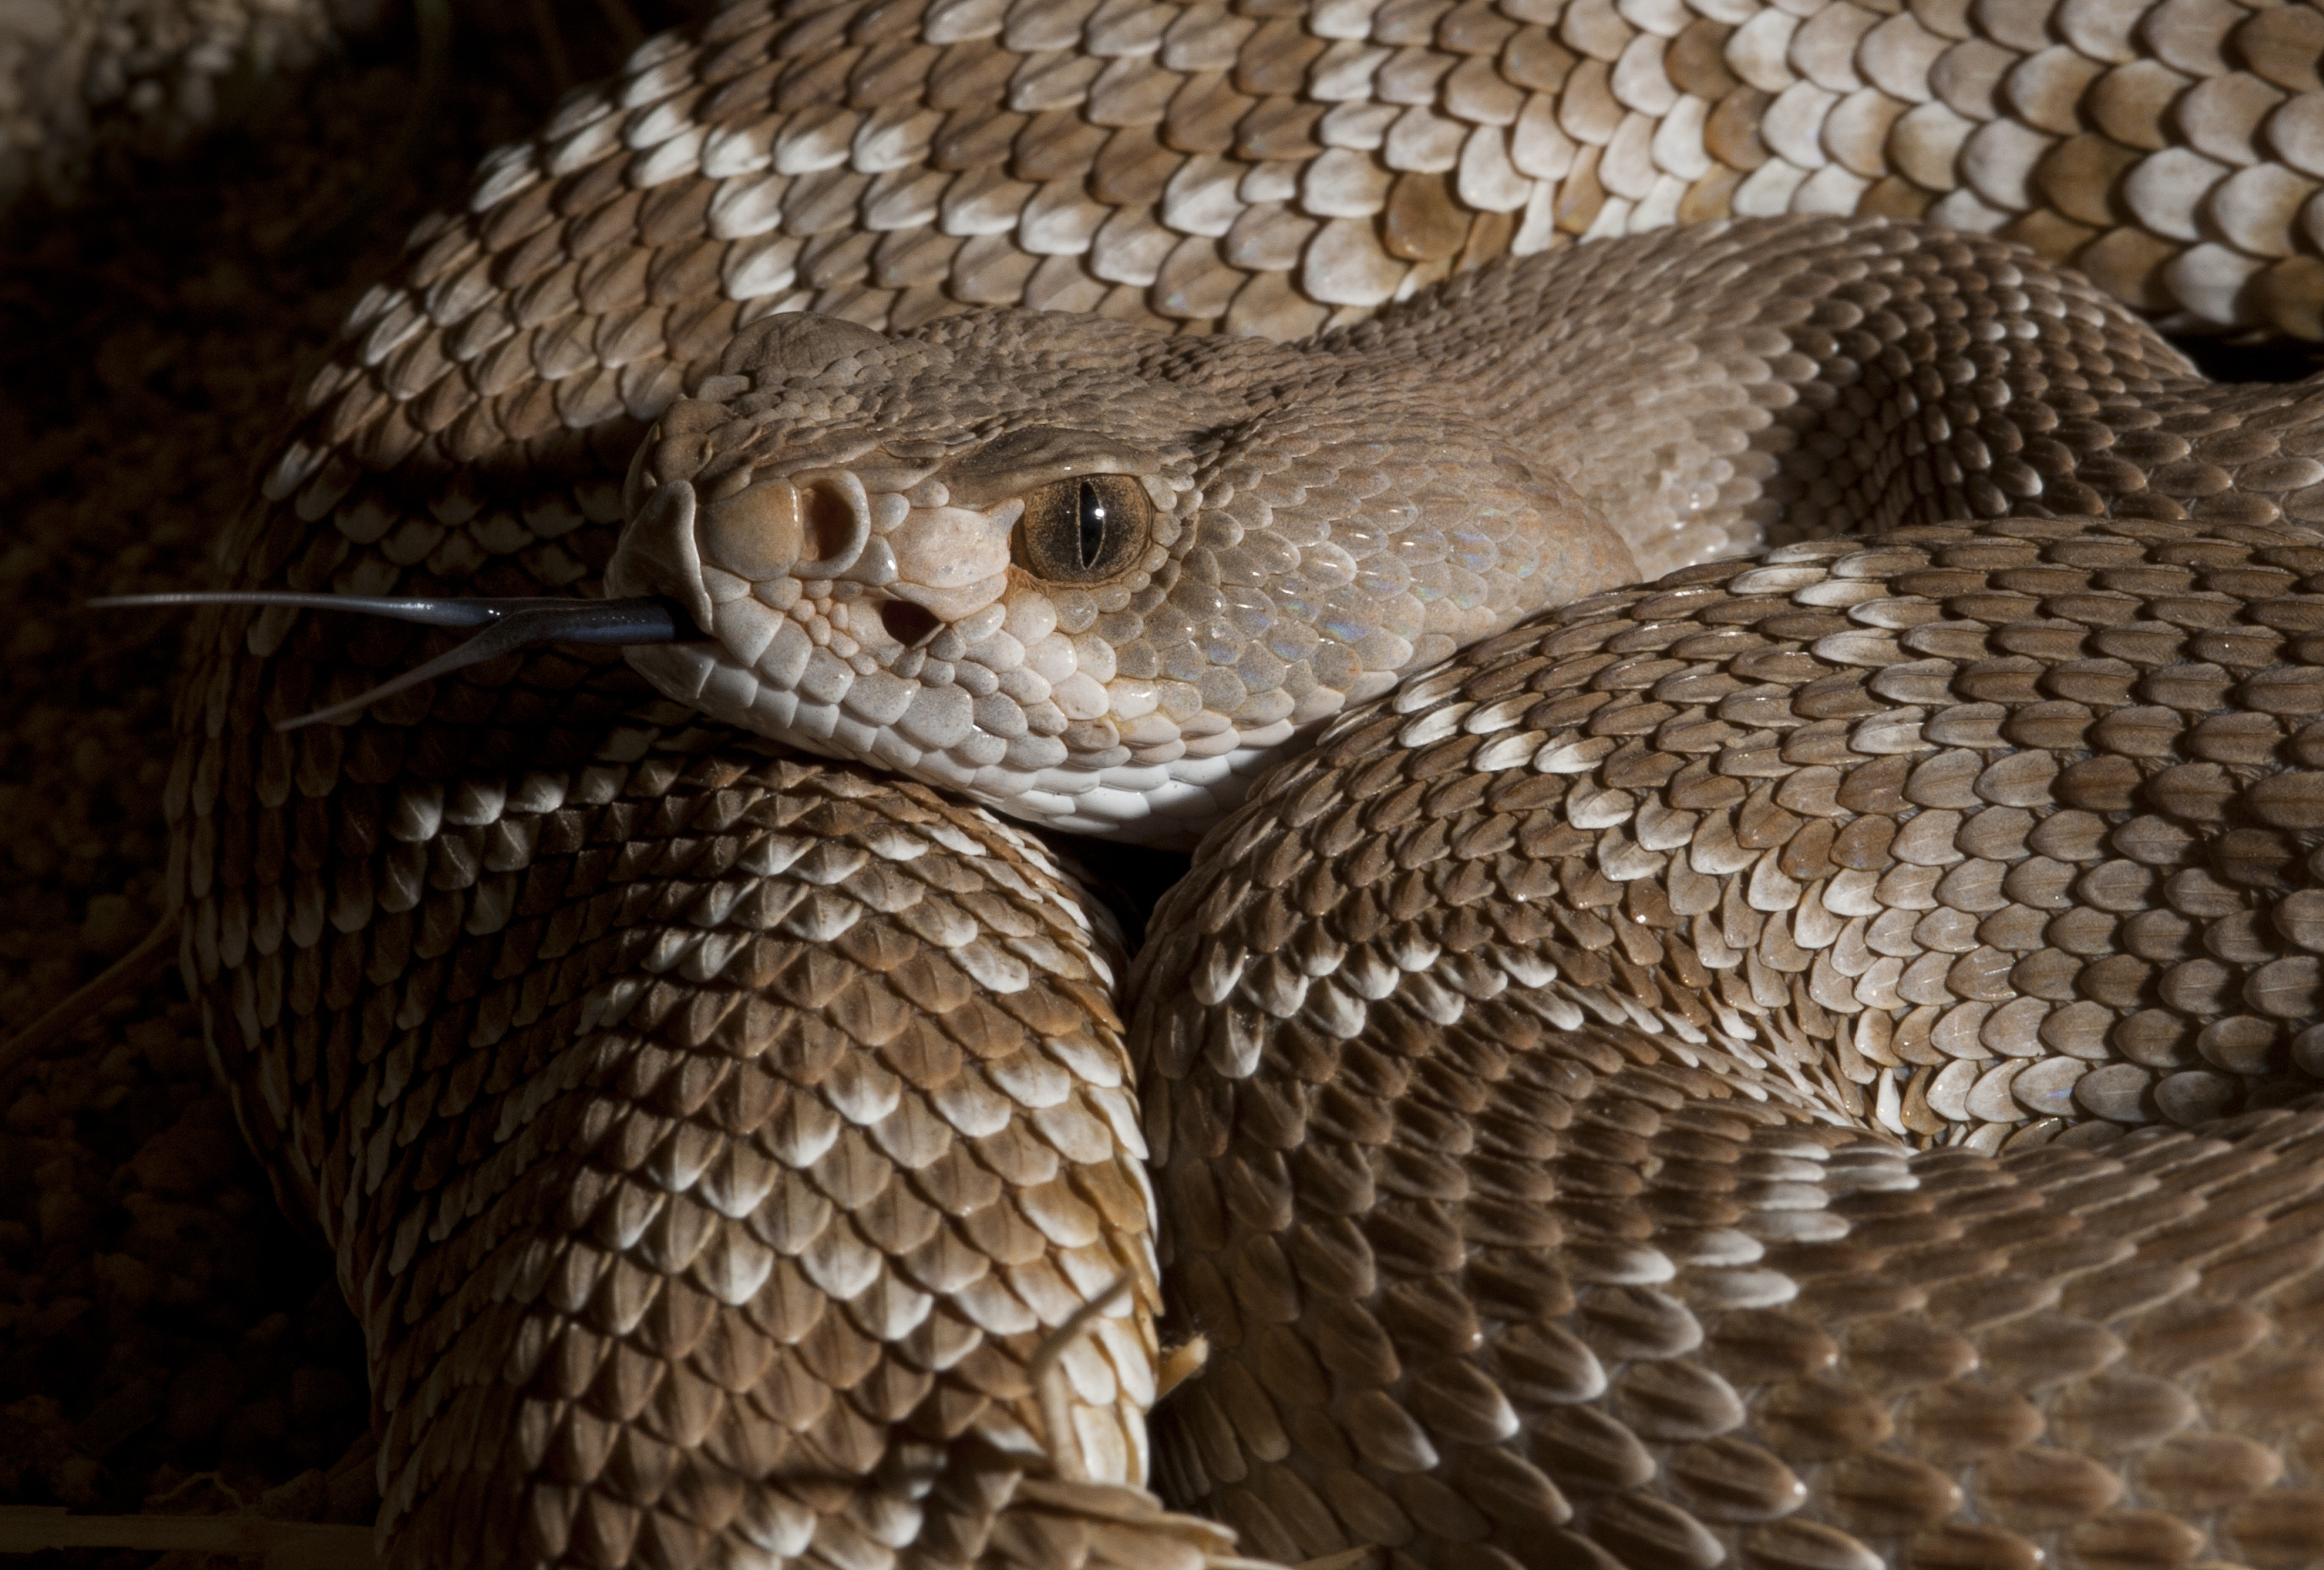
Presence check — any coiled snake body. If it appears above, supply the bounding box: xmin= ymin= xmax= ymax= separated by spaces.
xmin=161 ymin=3 xmax=2324 ymax=1569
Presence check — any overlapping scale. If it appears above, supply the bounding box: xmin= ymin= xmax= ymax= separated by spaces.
xmin=163 ymin=5 xmax=2324 ymax=1569
xmin=255 ymin=0 xmax=2324 ymax=623
xmin=1135 ymin=507 xmax=2324 ymax=1570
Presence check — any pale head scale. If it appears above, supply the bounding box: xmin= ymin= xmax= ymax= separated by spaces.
xmin=607 ymin=309 xmax=1639 ymax=846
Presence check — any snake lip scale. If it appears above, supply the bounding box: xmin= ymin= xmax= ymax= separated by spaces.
xmin=114 ymin=3 xmax=2324 ymax=1568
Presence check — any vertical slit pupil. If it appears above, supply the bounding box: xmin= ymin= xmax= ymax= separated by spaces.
xmin=1078 ymin=480 xmax=1106 ymax=569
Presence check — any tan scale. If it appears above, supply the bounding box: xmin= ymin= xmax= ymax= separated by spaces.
xmin=260 ymin=0 xmax=2324 ymax=595
xmin=1130 ymin=519 xmax=2324 ymax=1570
xmin=139 ymin=2 xmax=2324 ymax=1569
xmin=186 ymin=710 xmax=1245 ymax=1569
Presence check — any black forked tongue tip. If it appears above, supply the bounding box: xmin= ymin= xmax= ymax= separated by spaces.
xmin=88 ymin=591 xmax=697 ymax=733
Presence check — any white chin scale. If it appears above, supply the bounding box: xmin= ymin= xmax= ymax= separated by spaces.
xmin=622 ymin=638 xmax=1271 ymax=848
xmin=1016 ymin=746 xmax=1283 ymax=845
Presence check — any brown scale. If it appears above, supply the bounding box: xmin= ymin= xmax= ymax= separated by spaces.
xmin=1133 ymin=519 xmax=2324 ymax=1570
xmin=1143 ymin=513 xmax=2324 ymax=1149
xmin=252 ymin=0 xmax=2324 ymax=570
xmin=199 ymin=713 xmax=1223 ymax=1570
xmin=155 ymin=1 xmax=2324 ymax=1567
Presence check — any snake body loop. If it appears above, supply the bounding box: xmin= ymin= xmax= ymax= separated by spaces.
xmin=1137 ymin=508 xmax=2324 ymax=1570
xmin=160 ymin=3 xmax=2324 ymax=1568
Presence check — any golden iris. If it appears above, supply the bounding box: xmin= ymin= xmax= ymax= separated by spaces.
xmin=1013 ymin=475 xmax=1150 ymax=584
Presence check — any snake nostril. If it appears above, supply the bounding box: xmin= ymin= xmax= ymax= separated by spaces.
xmin=880 ymin=600 xmax=942 ymax=648
xmin=799 ymin=480 xmax=858 ymax=565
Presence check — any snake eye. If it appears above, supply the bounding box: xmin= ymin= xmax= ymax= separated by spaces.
xmin=1014 ymin=475 xmax=1150 ymax=584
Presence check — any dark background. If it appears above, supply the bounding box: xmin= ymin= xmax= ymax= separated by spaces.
xmin=0 ymin=4 xmax=714 ymax=1559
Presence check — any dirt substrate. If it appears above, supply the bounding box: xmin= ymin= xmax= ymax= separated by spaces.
xmin=0 ymin=5 xmax=707 ymax=1563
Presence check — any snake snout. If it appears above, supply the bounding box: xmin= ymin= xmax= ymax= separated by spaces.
xmin=605 ymin=480 xmax=718 ymax=637
xmin=680 ymin=469 xmax=875 ymax=591
xmin=608 ymin=469 xmax=878 ymax=632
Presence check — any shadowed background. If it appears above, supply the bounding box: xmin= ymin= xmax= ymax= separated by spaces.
xmin=0 ymin=6 xmax=722 ymax=1559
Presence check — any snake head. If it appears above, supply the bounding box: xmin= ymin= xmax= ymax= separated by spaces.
xmin=607 ymin=308 xmax=1637 ymax=846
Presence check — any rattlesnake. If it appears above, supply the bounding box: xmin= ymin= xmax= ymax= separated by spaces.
xmin=113 ymin=2 xmax=2324 ymax=1568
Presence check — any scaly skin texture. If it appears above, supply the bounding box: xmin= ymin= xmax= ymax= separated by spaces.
xmin=601 ymin=217 xmax=2268 ymax=844
xmin=604 ymin=308 xmax=1629 ymax=840
xmin=297 ymin=753 xmax=1183 ymax=1570
xmin=160 ymin=3 xmax=2324 ymax=1568
xmin=1133 ymin=514 xmax=2324 ymax=1570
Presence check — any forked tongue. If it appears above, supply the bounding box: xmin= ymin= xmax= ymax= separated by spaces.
xmin=89 ymin=591 xmax=693 ymax=731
